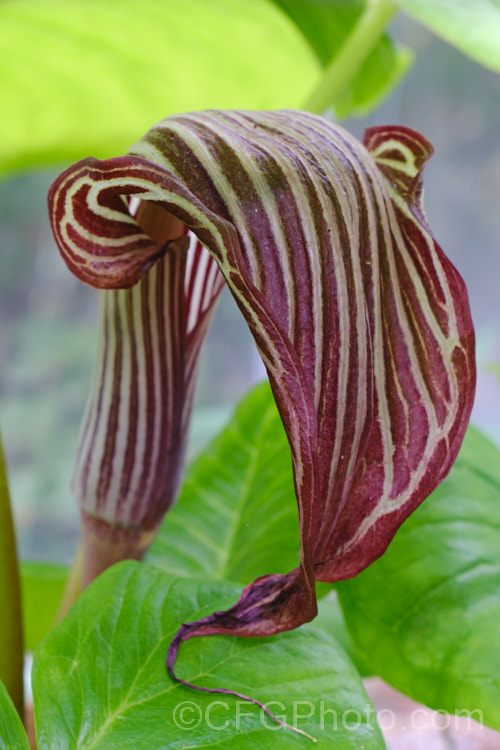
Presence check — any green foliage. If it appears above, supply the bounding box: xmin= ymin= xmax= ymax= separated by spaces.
xmin=21 ymin=561 xmax=67 ymax=651
xmin=0 ymin=0 xmax=319 ymax=176
xmin=335 ymin=35 xmax=412 ymax=119
xmin=33 ymin=562 xmax=385 ymax=749
xmin=0 ymin=432 xmax=23 ymax=718
xmin=337 ymin=427 xmax=500 ymax=729
xmin=0 ymin=680 xmax=29 ymax=750
xmin=148 ymin=382 xmax=299 ymax=582
xmin=314 ymin=593 xmax=373 ymax=678
xmin=272 ymin=0 xmax=412 ymax=116
xmin=395 ymin=0 xmax=500 ymax=72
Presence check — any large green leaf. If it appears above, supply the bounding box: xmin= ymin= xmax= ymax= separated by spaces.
xmin=148 ymin=382 xmax=300 ymax=583
xmin=314 ymin=593 xmax=372 ymax=678
xmin=0 ymin=680 xmax=29 ymax=750
xmin=395 ymin=0 xmax=500 ymax=73
xmin=273 ymin=0 xmax=412 ymax=117
xmin=33 ymin=561 xmax=385 ymax=749
xmin=0 ymin=0 xmax=318 ymax=176
xmin=337 ymin=427 xmax=500 ymax=729
xmin=21 ymin=561 xmax=68 ymax=651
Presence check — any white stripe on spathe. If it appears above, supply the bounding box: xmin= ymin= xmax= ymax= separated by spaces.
xmin=50 ymin=110 xmax=473 ymax=577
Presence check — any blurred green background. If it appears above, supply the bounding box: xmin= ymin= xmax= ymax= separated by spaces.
xmin=1 ymin=13 xmax=499 ymax=563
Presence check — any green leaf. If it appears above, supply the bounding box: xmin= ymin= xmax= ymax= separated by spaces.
xmin=33 ymin=561 xmax=385 ymax=749
xmin=337 ymin=426 xmax=500 ymax=729
xmin=315 ymin=593 xmax=372 ymax=678
xmin=21 ymin=561 xmax=68 ymax=651
xmin=0 ymin=680 xmax=29 ymax=750
xmin=334 ymin=38 xmax=412 ymax=119
xmin=148 ymin=382 xmax=300 ymax=583
xmin=394 ymin=0 xmax=500 ymax=73
xmin=0 ymin=0 xmax=319 ymax=176
xmin=0 ymin=430 xmax=23 ymax=717
xmin=272 ymin=0 xmax=412 ymax=117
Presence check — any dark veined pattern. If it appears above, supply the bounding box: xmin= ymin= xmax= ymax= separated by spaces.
xmin=48 ymin=110 xmax=475 ymax=705
xmin=70 ymin=229 xmax=224 ymax=531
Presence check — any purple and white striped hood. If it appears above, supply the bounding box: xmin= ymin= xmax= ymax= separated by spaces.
xmin=49 ymin=109 xmax=475 ymax=657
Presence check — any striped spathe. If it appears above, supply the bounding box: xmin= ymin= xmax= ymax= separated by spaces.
xmin=48 ymin=110 xmax=475 ymax=684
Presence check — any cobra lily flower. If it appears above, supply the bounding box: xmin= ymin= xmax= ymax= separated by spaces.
xmin=49 ymin=172 xmax=224 ymax=582
xmin=49 ymin=110 xmax=475 ymax=698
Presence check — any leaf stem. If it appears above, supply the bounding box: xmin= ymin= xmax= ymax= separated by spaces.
xmin=303 ymin=0 xmax=399 ymax=115
xmin=55 ymin=542 xmax=83 ymax=623
xmin=0 ymin=430 xmax=24 ymax=719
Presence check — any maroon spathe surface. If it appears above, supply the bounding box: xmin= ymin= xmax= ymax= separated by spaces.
xmin=48 ymin=110 xmax=475 ymax=701
xmin=49 ymin=159 xmax=225 ymax=583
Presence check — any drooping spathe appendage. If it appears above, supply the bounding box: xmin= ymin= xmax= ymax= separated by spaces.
xmin=49 ymin=110 xmax=475 ymax=697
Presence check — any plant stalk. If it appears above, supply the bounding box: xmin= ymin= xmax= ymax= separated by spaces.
xmin=80 ymin=513 xmax=154 ymax=587
xmin=55 ymin=543 xmax=83 ymax=623
xmin=0 ymin=430 xmax=24 ymax=719
xmin=304 ymin=0 xmax=398 ymax=115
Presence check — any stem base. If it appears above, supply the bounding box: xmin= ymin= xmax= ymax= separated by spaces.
xmin=81 ymin=513 xmax=155 ymax=586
